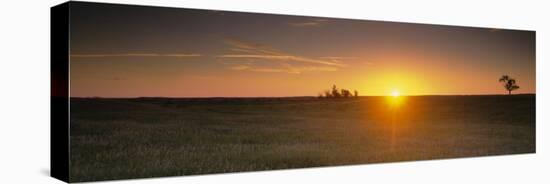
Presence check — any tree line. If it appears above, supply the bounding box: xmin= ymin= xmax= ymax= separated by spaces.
xmin=318 ymin=85 xmax=358 ymax=98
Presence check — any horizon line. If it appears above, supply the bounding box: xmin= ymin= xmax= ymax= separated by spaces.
xmin=69 ymin=93 xmax=536 ymax=99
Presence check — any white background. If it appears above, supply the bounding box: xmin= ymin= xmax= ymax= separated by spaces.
xmin=0 ymin=0 xmax=548 ymax=183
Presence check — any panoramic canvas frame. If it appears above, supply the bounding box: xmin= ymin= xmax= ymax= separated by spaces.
xmin=51 ymin=1 xmax=536 ymax=183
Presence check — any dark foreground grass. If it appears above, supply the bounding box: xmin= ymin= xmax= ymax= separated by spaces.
xmin=69 ymin=95 xmax=535 ymax=182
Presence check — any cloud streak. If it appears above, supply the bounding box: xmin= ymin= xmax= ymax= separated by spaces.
xmin=288 ymin=19 xmax=330 ymax=27
xmin=229 ymin=64 xmax=339 ymax=74
xmin=488 ymin=28 xmax=502 ymax=33
xmin=70 ymin=53 xmax=202 ymax=58
xmin=219 ymin=39 xmax=348 ymax=67
xmin=219 ymin=54 xmax=347 ymax=67
xmin=219 ymin=38 xmax=356 ymax=74
xmin=319 ymin=56 xmax=358 ymax=60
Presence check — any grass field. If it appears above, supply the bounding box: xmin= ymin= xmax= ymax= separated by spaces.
xmin=69 ymin=95 xmax=535 ymax=182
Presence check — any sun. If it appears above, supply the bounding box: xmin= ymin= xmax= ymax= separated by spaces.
xmin=391 ymin=89 xmax=400 ymax=97
xmin=387 ymin=89 xmax=405 ymax=108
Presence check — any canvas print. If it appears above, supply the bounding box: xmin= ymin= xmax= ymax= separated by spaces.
xmin=52 ymin=1 xmax=535 ymax=182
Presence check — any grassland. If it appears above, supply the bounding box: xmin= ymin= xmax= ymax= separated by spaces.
xmin=69 ymin=95 xmax=535 ymax=182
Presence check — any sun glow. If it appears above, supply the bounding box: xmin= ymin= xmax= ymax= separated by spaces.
xmin=391 ymin=90 xmax=400 ymax=97
xmin=387 ymin=89 xmax=405 ymax=108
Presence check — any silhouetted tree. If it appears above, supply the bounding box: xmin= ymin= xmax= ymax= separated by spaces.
xmin=341 ymin=89 xmax=351 ymax=98
xmin=499 ymin=75 xmax=520 ymax=95
xmin=319 ymin=85 xmax=357 ymax=99
xmin=332 ymin=85 xmax=341 ymax=98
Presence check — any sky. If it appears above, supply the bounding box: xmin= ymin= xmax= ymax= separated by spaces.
xmin=68 ymin=2 xmax=536 ymax=97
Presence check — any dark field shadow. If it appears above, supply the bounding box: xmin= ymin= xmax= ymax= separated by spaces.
xmin=68 ymin=95 xmax=535 ymax=182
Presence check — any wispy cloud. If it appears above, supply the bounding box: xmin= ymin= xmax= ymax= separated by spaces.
xmin=229 ymin=64 xmax=338 ymax=74
xmin=208 ymin=10 xmax=226 ymax=16
xmin=219 ymin=54 xmax=347 ymax=67
xmin=319 ymin=56 xmax=358 ymax=60
xmin=488 ymin=28 xmax=501 ymax=33
xmin=219 ymin=38 xmax=354 ymax=74
xmin=288 ymin=19 xmax=330 ymax=27
xmin=223 ymin=39 xmax=282 ymax=56
xmin=229 ymin=65 xmax=285 ymax=73
xmin=70 ymin=53 xmax=202 ymax=58
xmin=219 ymin=39 xmax=347 ymax=67
xmin=229 ymin=65 xmax=252 ymax=70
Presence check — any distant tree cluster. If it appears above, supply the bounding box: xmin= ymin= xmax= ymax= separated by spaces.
xmin=318 ymin=85 xmax=358 ymax=98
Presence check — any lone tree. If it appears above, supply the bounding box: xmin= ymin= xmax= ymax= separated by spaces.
xmin=499 ymin=75 xmax=520 ymax=95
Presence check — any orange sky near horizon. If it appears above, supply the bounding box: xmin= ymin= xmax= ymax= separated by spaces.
xmin=68 ymin=3 xmax=535 ymax=97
